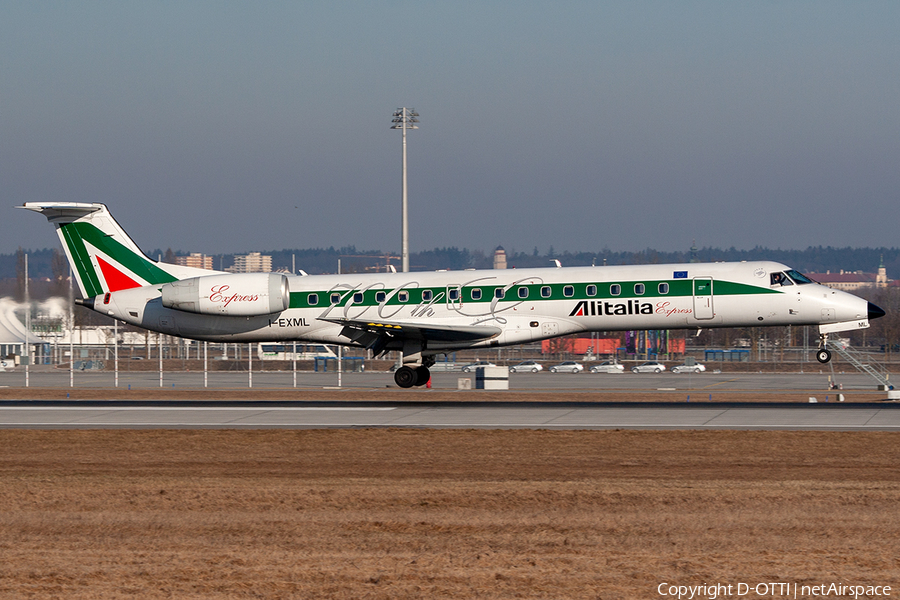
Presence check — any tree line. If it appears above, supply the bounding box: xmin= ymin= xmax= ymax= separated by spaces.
xmin=3 ymin=244 xmax=899 ymax=279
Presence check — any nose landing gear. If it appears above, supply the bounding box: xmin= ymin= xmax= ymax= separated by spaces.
xmin=816 ymin=334 xmax=832 ymax=364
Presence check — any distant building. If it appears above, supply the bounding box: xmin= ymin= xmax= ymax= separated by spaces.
xmin=175 ymin=253 xmax=214 ymax=270
xmin=493 ymin=246 xmax=507 ymax=270
xmin=808 ymin=260 xmax=889 ymax=291
xmin=0 ymin=297 xmax=45 ymax=365
xmin=228 ymin=252 xmax=272 ymax=273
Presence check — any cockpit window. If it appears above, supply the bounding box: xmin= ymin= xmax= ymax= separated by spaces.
xmin=785 ymin=269 xmax=814 ymax=284
xmin=770 ymin=272 xmax=793 ymax=286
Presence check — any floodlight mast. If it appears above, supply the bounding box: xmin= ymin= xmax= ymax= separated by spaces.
xmin=391 ymin=108 xmax=419 ymax=272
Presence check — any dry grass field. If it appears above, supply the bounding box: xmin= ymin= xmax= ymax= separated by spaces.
xmin=1 ymin=429 xmax=899 ymax=599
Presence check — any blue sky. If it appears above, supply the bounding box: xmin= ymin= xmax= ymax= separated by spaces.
xmin=3 ymin=1 xmax=899 ymax=257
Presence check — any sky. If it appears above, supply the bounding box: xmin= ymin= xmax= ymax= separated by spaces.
xmin=3 ymin=1 xmax=899 ymax=258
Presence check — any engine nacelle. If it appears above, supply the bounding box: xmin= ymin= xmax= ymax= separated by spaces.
xmin=161 ymin=273 xmax=289 ymax=316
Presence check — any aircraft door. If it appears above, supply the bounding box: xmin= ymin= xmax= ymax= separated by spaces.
xmin=693 ymin=277 xmax=714 ymax=320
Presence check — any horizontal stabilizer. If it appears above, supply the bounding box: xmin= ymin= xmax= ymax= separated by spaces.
xmin=19 ymin=202 xmax=104 ymax=220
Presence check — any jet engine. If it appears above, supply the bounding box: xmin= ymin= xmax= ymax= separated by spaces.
xmin=161 ymin=273 xmax=289 ymax=316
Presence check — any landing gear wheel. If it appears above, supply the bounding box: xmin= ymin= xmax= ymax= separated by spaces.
xmin=414 ymin=366 xmax=431 ymax=387
xmin=394 ymin=366 xmax=417 ymax=388
xmin=816 ymin=349 xmax=832 ymax=364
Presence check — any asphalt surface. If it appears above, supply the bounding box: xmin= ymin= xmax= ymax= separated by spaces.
xmin=0 ymin=366 xmax=888 ymax=392
xmin=2 ymin=367 xmax=897 ymax=430
xmin=0 ymin=400 xmax=898 ymax=430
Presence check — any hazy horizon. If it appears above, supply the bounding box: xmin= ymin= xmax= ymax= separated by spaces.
xmin=4 ymin=2 xmax=899 ymax=256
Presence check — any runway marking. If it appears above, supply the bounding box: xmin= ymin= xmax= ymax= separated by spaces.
xmin=701 ymin=379 xmax=739 ymax=389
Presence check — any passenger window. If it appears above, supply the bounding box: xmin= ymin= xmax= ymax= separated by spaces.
xmin=658 ymin=283 xmax=669 ymax=294
xmin=541 ymin=286 xmax=551 ymax=298
xmin=518 ymin=287 xmax=529 ymax=299
xmin=586 ymin=284 xmax=597 ymax=297
xmin=375 ymin=291 xmax=386 ymax=303
xmin=398 ymin=291 xmax=409 ymax=302
xmin=635 ymin=283 xmax=645 ymax=295
xmin=353 ymin=292 xmax=364 ymax=303
xmin=422 ymin=290 xmax=433 ymax=301
xmin=495 ymin=288 xmax=505 ymax=299
xmin=611 ymin=284 xmax=621 ymax=296
xmin=471 ymin=288 xmax=482 ymax=300
xmin=308 ymin=293 xmax=318 ymax=306
xmin=564 ymin=285 xmax=574 ymax=297
xmin=330 ymin=293 xmax=341 ymax=305
xmin=449 ymin=288 xmax=460 ymax=301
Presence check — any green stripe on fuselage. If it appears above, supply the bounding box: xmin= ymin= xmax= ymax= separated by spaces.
xmin=288 ymin=278 xmax=778 ymax=309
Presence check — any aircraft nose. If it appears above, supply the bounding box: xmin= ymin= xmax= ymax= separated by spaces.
xmin=868 ymin=302 xmax=886 ymax=320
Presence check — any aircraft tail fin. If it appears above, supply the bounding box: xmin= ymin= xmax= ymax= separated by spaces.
xmin=19 ymin=203 xmax=217 ymax=298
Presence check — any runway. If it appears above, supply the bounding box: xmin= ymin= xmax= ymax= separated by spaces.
xmin=0 ymin=368 xmax=889 ymax=392
xmin=1 ymin=400 xmax=899 ymax=430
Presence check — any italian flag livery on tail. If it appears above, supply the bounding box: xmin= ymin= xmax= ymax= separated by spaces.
xmin=22 ymin=203 xmax=219 ymax=297
xmin=21 ymin=202 xmax=885 ymax=388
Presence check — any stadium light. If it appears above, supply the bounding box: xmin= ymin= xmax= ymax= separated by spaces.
xmin=391 ymin=108 xmax=419 ymax=272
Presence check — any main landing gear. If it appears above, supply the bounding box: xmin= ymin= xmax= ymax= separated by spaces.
xmin=393 ymin=356 xmax=436 ymax=389
xmin=394 ymin=365 xmax=431 ymax=388
xmin=816 ymin=334 xmax=832 ymax=364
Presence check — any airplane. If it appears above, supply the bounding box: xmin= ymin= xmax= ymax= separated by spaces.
xmin=21 ymin=202 xmax=885 ymax=388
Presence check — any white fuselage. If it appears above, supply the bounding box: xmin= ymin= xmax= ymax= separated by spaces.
xmin=95 ymin=261 xmax=871 ymax=354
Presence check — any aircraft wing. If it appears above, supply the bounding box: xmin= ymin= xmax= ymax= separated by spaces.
xmin=319 ymin=317 xmax=501 ymax=344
